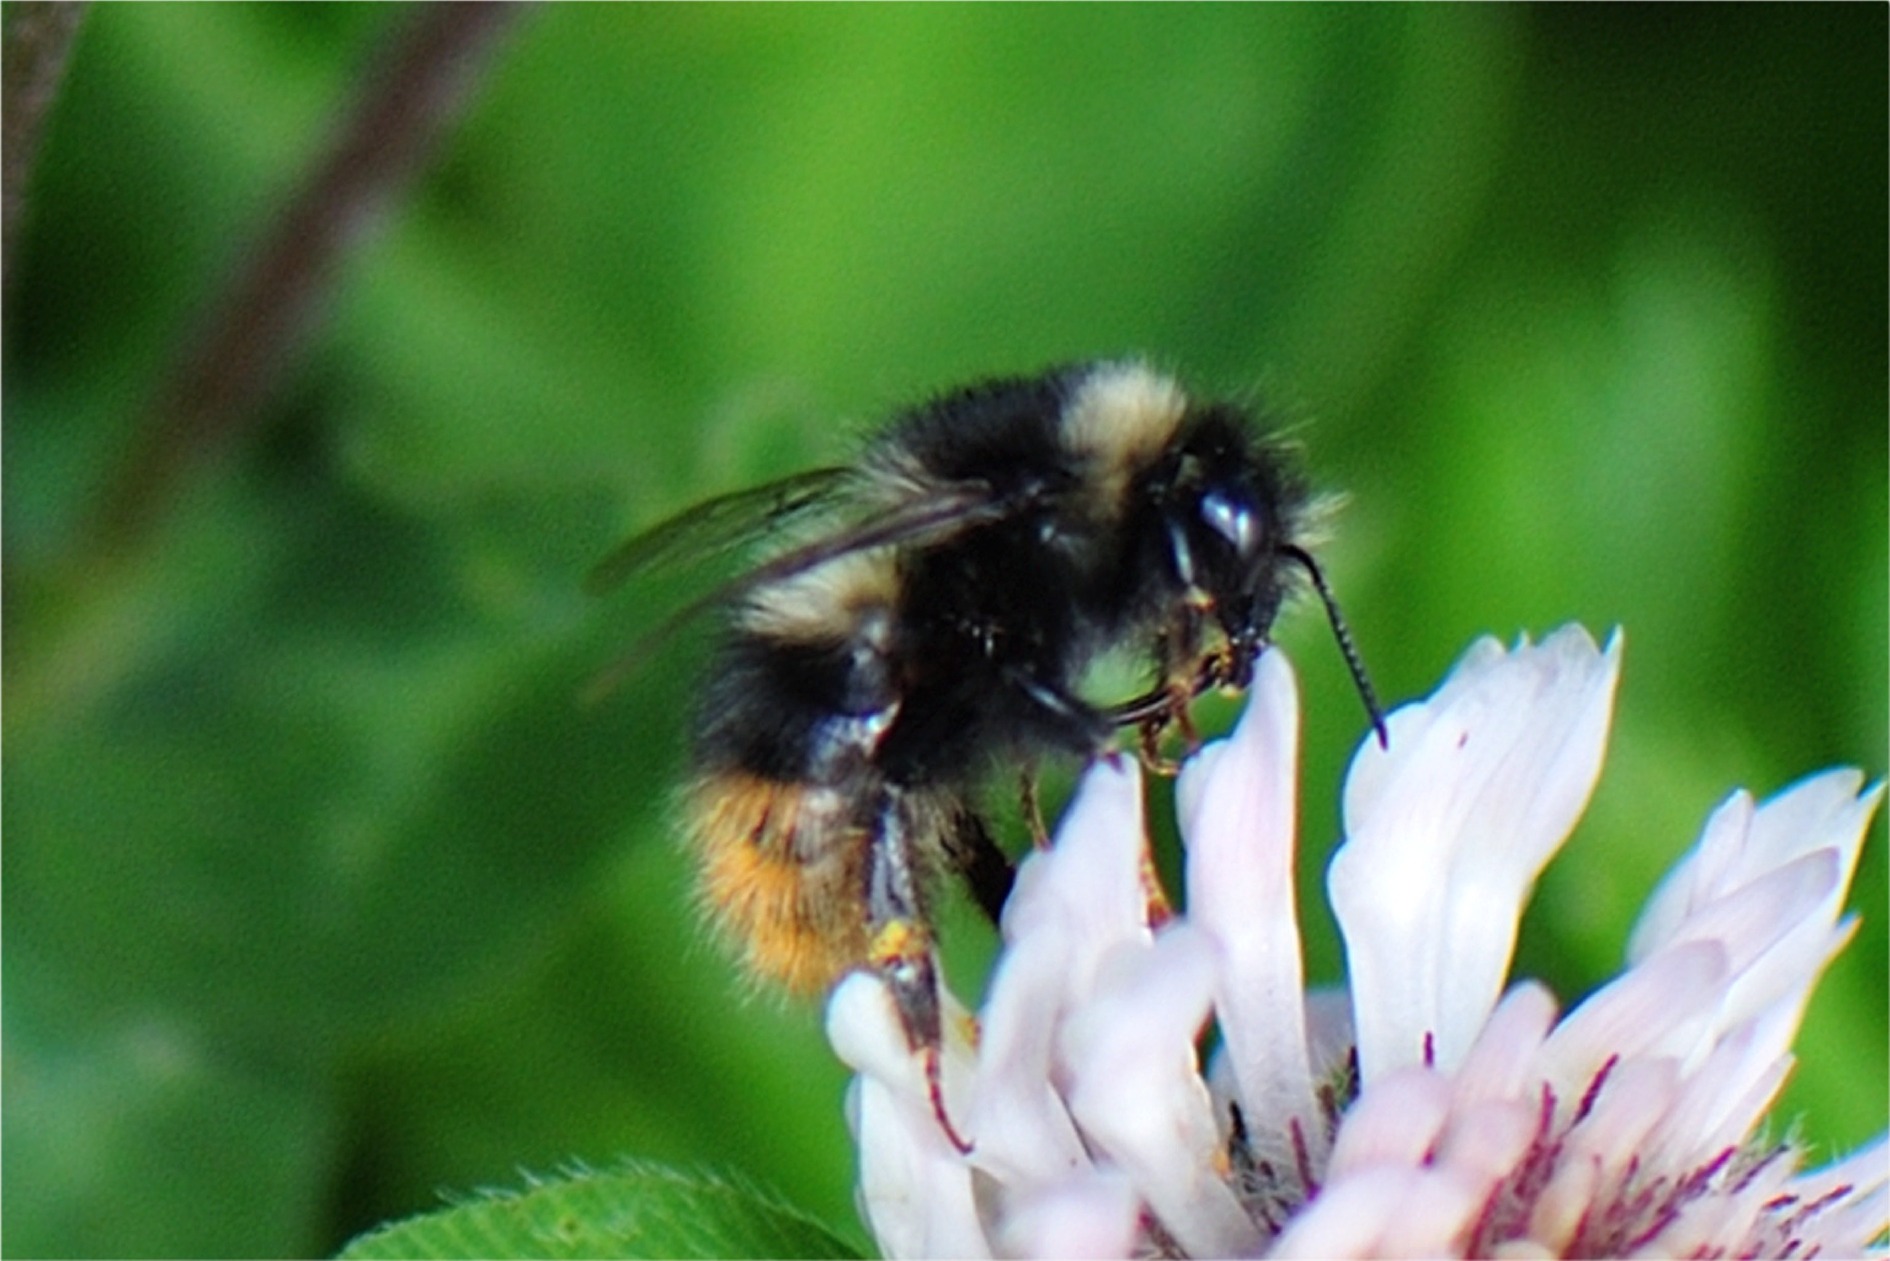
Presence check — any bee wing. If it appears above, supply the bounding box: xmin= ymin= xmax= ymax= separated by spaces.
xmin=585 ymin=465 xmax=857 ymax=595
xmin=582 ymin=478 xmax=1009 ymax=704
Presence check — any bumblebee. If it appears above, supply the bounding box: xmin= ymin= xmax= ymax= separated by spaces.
xmin=590 ymin=360 xmax=1382 ymax=1148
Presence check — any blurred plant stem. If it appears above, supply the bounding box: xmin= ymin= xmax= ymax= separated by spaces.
xmin=2 ymin=0 xmax=87 ymax=308
xmin=6 ymin=2 xmax=523 ymax=737
xmin=95 ymin=1 xmax=523 ymax=548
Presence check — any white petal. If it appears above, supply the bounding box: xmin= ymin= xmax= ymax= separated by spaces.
xmin=1449 ymin=981 xmax=1558 ymax=1111
xmin=1539 ymin=939 xmax=1727 ymax=1092
xmin=1814 ymin=1191 xmax=1890 ymax=1259
xmin=1300 ymin=986 xmax=1360 ymax=1084
xmin=1267 ymin=1167 xmax=1419 ymax=1258
xmin=1787 ymin=1134 xmax=1889 ymax=1205
xmin=967 ymin=760 xmax=1165 ymax=1206
xmin=1643 ymin=848 xmax=1840 ymax=978
xmin=1556 ymin=1056 xmax=1682 ymax=1180
xmin=1340 ymin=634 xmax=1509 ymax=825
xmin=1323 ymin=1065 xmax=1451 ymax=1180
xmin=1643 ymin=849 xmax=1840 ymax=1070
xmin=1001 ymin=756 xmax=1152 ymax=986
xmin=968 ymin=928 xmax=1091 ymax=1187
xmin=1776 ymin=1135 xmax=1890 ymax=1258
xmin=989 ymin=1171 xmax=1141 ymax=1261
xmin=1631 ymin=772 xmax=1883 ymax=1077
xmin=1791 ymin=1183 xmax=1890 ymax=1260
xmin=829 ymin=974 xmax=991 ymax=1259
xmin=853 ymin=1073 xmax=993 ymax=1260
xmin=1721 ymin=915 xmax=1859 ymax=1103
xmin=1642 ymin=1023 xmax=1792 ymax=1171
xmin=1628 ymin=787 xmax=1757 ymax=961
xmin=1266 ymin=1167 xmax=1418 ymax=1259
xmin=1633 ymin=1146 xmax=1794 ymax=1261
xmin=1434 ymin=1096 xmax=1542 ymax=1188
xmin=1063 ymin=926 xmax=1264 ymax=1259
xmin=1631 ymin=770 xmax=1878 ymax=964
xmin=1178 ymin=650 xmax=1324 ymax=1175
xmin=1268 ymin=1163 xmax=1486 ymax=1259
xmin=1528 ymin=1135 xmax=1625 ymax=1255
xmin=1330 ymin=626 xmax=1622 ymax=1082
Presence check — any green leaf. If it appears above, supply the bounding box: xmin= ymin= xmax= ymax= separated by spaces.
xmin=338 ymin=1162 xmax=863 ymax=1261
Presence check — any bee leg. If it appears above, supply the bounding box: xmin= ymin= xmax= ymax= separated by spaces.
xmin=1107 ymin=679 xmax=1178 ymax=728
xmin=867 ymin=790 xmax=973 ymax=1154
xmin=1173 ymin=695 xmax=1202 ymax=754
xmin=945 ymin=806 xmax=1016 ymax=927
xmin=1126 ymin=670 xmax=1198 ymax=776
xmin=1019 ymin=766 xmax=1050 ymax=849
xmin=1113 ymin=615 xmax=1220 ymax=774
xmin=1003 ymin=668 xmax=1115 ymax=758
xmin=1139 ymin=716 xmax=1182 ymax=777
xmin=1139 ymin=840 xmax=1175 ymax=928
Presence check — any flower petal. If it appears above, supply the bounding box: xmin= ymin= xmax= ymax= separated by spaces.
xmin=971 ymin=757 xmax=1157 ymax=1189
xmin=1001 ymin=756 xmax=1152 ymax=979
xmin=1629 ymin=771 xmax=1883 ymax=1073
xmin=1323 ymin=1065 xmax=1452 ymax=1180
xmin=1178 ymin=649 xmax=1324 ymax=1177
xmin=1063 ymin=926 xmax=1264 ymax=1259
xmin=1778 ymin=1137 xmax=1890 ymax=1258
xmin=1539 ymin=939 xmax=1728 ymax=1091
xmin=988 ymin=1171 xmax=1141 ymax=1261
xmin=1630 ymin=770 xmax=1878 ymax=965
xmin=829 ymin=974 xmax=990 ymax=1259
xmin=1329 ymin=626 xmax=1622 ymax=1082
xmin=827 ymin=627 xmax=1885 ymax=1261
xmin=1268 ymin=1163 xmax=1487 ymax=1259
xmin=1449 ymin=981 xmax=1558 ymax=1111
xmin=968 ymin=929 xmax=1090 ymax=1186
xmin=1434 ymin=1096 xmax=1542 ymax=1190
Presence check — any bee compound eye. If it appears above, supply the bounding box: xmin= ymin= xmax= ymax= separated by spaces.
xmin=1200 ymin=490 xmax=1260 ymax=560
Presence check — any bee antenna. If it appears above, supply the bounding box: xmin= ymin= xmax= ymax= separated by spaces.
xmin=1278 ymin=544 xmax=1388 ymax=748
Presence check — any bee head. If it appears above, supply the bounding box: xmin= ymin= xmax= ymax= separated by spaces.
xmin=1152 ymin=407 xmax=1302 ymax=664
xmin=1151 ymin=402 xmax=1386 ymax=744
xmin=1195 ymin=487 xmax=1281 ymax=663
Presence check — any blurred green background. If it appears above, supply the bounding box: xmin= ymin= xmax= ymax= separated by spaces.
xmin=4 ymin=5 xmax=1884 ymax=1257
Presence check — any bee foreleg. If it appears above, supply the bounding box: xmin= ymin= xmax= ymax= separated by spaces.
xmin=1002 ymin=667 xmax=1114 ymax=758
xmin=1138 ymin=719 xmax=1182 ymax=777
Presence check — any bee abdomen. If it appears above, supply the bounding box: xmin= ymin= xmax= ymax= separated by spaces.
xmin=688 ymin=771 xmax=871 ymax=995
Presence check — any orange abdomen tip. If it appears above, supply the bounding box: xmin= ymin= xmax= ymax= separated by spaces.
xmin=689 ymin=772 xmax=870 ymax=996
